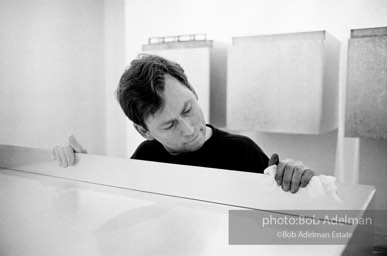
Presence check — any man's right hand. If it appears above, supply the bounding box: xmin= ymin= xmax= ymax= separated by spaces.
xmin=51 ymin=134 xmax=87 ymax=168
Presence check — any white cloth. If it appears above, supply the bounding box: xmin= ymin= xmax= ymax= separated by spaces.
xmin=260 ymin=165 xmax=342 ymax=202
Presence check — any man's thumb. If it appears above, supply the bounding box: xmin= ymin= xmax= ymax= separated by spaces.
xmin=268 ymin=153 xmax=279 ymax=166
xmin=68 ymin=134 xmax=87 ymax=153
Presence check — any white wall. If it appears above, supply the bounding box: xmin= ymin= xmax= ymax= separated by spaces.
xmin=104 ymin=0 xmax=127 ymax=157
xmin=0 ymin=0 xmax=126 ymax=156
xmin=0 ymin=0 xmax=104 ymax=154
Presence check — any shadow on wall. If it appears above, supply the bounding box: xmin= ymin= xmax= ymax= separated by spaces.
xmin=358 ymin=138 xmax=387 ymax=245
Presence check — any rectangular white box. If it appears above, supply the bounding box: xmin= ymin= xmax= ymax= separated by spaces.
xmin=227 ymin=31 xmax=340 ymax=134
xmin=345 ymin=27 xmax=387 ymax=139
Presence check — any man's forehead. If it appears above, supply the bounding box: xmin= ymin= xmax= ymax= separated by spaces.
xmin=146 ymin=104 xmax=169 ymax=127
xmin=148 ymin=94 xmax=192 ymax=128
xmin=148 ymin=99 xmax=190 ymax=127
xmin=144 ymin=75 xmax=194 ymax=127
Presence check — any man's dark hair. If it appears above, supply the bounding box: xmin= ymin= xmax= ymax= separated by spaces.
xmin=116 ymin=54 xmax=196 ymax=130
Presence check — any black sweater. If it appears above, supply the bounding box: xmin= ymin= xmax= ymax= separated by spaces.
xmin=131 ymin=124 xmax=269 ymax=173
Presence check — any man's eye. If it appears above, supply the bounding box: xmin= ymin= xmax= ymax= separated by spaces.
xmin=165 ymin=122 xmax=175 ymax=130
xmin=184 ymin=104 xmax=192 ymax=114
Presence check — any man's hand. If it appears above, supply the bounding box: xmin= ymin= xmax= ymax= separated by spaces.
xmin=268 ymin=153 xmax=314 ymax=193
xmin=51 ymin=135 xmax=87 ymax=168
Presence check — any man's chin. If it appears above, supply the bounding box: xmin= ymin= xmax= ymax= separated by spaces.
xmin=185 ymin=137 xmax=205 ymax=152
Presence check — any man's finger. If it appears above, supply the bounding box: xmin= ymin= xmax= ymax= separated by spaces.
xmin=275 ymin=159 xmax=292 ymax=186
xmin=64 ymin=144 xmax=75 ymax=165
xmin=290 ymin=165 xmax=305 ymax=193
xmin=58 ymin=145 xmax=69 ymax=167
xmin=282 ymin=161 xmax=295 ymax=192
xmin=68 ymin=134 xmax=87 ymax=153
xmin=268 ymin=153 xmax=279 ymax=166
xmin=300 ymin=169 xmax=314 ymax=187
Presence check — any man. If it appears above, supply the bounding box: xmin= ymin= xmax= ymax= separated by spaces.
xmin=52 ymin=54 xmax=314 ymax=193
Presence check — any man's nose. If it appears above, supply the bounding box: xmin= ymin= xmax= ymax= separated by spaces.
xmin=179 ymin=117 xmax=194 ymax=136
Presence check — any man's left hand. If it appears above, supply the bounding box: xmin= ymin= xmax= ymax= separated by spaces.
xmin=268 ymin=153 xmax=314 ymax=193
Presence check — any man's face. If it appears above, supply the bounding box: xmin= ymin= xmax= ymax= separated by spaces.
xmin=144 ymin=75 xmax=207 ymax=154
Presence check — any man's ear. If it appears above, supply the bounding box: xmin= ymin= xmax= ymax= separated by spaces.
xmin=133 ymin=123 xmax=154 ymax=140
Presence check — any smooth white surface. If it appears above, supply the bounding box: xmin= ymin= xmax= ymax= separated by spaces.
xmin=0 ymin=145 xmax=375 ymax=214
xmin=0 ymin=168 xmax=348 ymax=256
xmin=0 ymin=145 xmax=376 ymax=255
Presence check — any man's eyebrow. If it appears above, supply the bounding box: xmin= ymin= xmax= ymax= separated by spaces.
xmin=159 ymin=100 xmax=191 ymax=127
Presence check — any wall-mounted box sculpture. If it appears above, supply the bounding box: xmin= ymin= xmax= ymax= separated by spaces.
xmin=227 ymin=31 xmax=340 ymax=134
xmin=143 ymin=35 xmax=228 ymax=127
xmin=345 ymin=27 xmax=387 ymax=139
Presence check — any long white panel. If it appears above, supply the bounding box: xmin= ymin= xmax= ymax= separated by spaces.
xmin=0 ymin=168 xmax=348 ymax=256
xmin=0 ymin=144 xmax=376 ymax=255
xmin=0 ymin=145 xmax=374 ymax=213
